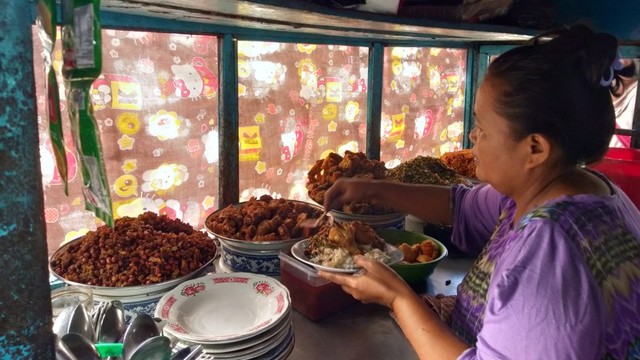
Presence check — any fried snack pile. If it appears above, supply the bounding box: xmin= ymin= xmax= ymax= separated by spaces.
xmin=205 ymin=195 xmax=324 ymax=241
xmin=387 ymin=156 xmax=472 ymax=186
xmin=50 ymin=212 xmax=217 ymax=287
xmin=306 ymin=151 xmax=394 ymax=215
xmin=398 ymin=239 xmax=440 ymax=263
xmin=305 ymin=221 xmax=389 ymax=269
xmin=440 ymin=149 xmax=476 ymax=178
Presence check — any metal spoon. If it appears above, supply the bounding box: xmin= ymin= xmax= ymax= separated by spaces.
xmin=54 ymin=335 xmax=75 ymax=360
xmin=129 ymin=335 xmax=171 ymax=360
xmin=98 ymin=301 xmax=126 ymax=343
xmin=59 ymin=333 xmax=100 ymax=360
xmin=67 ymin=303 xmax=95 ymax=341
xmin=53 ymin=306 xmax=74 ymax=337
xmin=300 ymin=210 xmax=331 ymax=228
xmin=122 ymin=314 xmax=160 ymax=360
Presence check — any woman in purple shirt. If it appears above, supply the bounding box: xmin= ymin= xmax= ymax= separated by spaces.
xmin=320 ymin=25 xmax=640 ymax=359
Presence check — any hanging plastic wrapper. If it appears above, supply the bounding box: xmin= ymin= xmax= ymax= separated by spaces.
xmin=37 ymin=0 xmax=69 ymax=194
xmin=62 ymin=0 xmax=113 ymax=227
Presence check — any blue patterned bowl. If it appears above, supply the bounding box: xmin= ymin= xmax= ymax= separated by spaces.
xmin=220 ymin=241 xmax=282 ymax=276
xmin=94 ymin=290 xmax=167 ymax=324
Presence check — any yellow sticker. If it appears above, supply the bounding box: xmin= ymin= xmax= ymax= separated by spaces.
xmin=239 ymin=125 xmax=262 ymax=161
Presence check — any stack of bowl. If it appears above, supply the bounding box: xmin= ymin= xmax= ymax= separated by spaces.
xmin=205 ymin=199 xmax=326 ymax=277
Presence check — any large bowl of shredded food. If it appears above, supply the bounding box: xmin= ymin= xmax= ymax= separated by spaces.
xmin=49 ymin=212 xmax=217 ymax=297
xmin=387 ymin=155 xmax=472 ymax=186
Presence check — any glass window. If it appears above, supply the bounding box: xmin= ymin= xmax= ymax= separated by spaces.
xmin=380 ymin=47 xmax=467 ymax=169
xmin=33 ymin=28 xmax=220 ymax=255
xmin=237 ymin=41 xmax=369 ymax=201
xmin=610 ymin=58 xmax=638 ymax=148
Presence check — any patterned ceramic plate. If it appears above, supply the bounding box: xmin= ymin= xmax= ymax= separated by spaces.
xmin=290 ymin=239 xmax=404 ymax=274
xmin=155 ymin=273 xmax=291 ymax=344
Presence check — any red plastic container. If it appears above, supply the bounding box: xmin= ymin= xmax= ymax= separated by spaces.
xmin=589 ymin=148 xmax=640 ymax=209
xmin=279 ymin=251 xmax=357 ymax=321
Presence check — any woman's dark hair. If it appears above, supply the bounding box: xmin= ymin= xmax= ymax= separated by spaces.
xmin=486 ymin=24 xmax=621 ymax=165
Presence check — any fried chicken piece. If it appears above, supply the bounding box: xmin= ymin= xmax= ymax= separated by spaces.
xmin=327 ymin=222 xmax=361 ymax=255
xmin=419 ymin=239 xmax=439 ymax=262
xmin=352 ymin=221 xmax=385 ymax=250
xmin=256 ymin=215 xmax=281 ymax=236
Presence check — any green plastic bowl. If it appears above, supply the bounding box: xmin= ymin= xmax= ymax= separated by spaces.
xmin=376 ymin=228 xmax=448 ymax=285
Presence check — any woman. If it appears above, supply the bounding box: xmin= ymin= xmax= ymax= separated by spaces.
xmin=320 ymin=25 xmax=640 ymax=359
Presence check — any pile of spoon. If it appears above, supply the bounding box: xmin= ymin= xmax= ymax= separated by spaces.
xmin=53 ymin=300 xmax=174 ymax=360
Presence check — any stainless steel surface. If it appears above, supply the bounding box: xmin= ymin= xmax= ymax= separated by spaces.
xmin=426 ymin=257 xmax=474 ymax=296
xmin=288 ymin=303 xmax=417 ymax=360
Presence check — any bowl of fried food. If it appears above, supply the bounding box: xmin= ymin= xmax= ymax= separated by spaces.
xmin=375 ymin=228 xmax=448 ymax=285
xmin=204 ymin=195 xmax=327 ymax=250
xmin=205 ymin=195 xmax=329 ymax=275
xmin=307 ymin=151 xmax=404 ymax=229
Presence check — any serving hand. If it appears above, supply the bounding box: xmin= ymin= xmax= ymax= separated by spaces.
xmin=318 ymin=255 xmax=412 ymax=308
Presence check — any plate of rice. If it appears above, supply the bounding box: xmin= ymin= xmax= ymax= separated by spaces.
xmin=290 ymin=221 xmax=403 ymax=273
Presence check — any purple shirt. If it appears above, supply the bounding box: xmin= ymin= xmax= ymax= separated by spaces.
xmin=449 ymin=178 xmax=640 ymax=359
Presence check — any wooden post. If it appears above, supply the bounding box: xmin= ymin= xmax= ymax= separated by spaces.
xmin=0 ymin=2 xmax=54 ymax=359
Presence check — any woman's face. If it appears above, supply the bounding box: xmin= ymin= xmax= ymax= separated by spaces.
xmin=469 ymin=79 xmax=528 ymax=194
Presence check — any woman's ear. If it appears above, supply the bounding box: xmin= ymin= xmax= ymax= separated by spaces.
xmin=524 ymin=133 xmax=553 ymax=169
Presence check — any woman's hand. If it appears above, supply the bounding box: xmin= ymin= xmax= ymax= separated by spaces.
xmin=321 ymin=255 xmax=469 ymax=360
xmin=318 ymin=255 xmax=414 ymax=308
xmin=323 ymin=177 xmax=375 ymax=211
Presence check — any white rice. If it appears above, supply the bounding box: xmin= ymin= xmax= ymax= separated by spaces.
xmin=310 ymin=245 xmax=391 ymax=269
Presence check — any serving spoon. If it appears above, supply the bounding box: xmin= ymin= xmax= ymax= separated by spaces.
xmin=300 ymin=210 xmax=331 ymax=228
xmin=59 ymin=333 xmax=101 ymax=360
xmin=122 ymin=314 xmax=160 ymax=360
xmin=98 ymin=301 xmax=126 ymax=343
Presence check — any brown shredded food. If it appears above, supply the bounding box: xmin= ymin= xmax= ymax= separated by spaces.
xmin=387 ymin=156 xmax=472 ymax=186
xmin=440 ymin=149 xmax=477 ymax=179
xmin=50 ymin=212 xmax=217 ymax=287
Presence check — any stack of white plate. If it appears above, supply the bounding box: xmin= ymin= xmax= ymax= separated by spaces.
xmin=155 ymin=272 xmax=294 ymax=360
